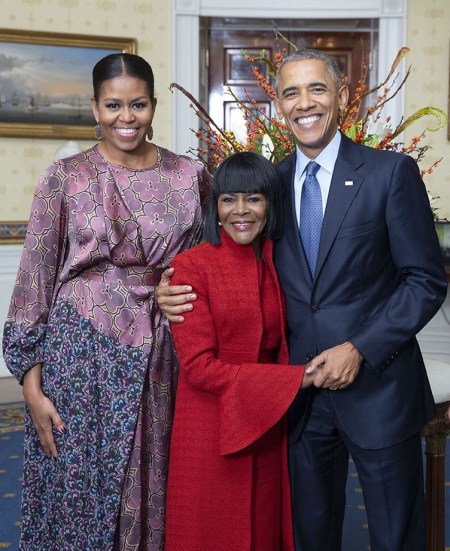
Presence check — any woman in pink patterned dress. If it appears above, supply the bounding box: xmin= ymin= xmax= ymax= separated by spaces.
xmin=2 ymin=53 xmax=210 ymax=550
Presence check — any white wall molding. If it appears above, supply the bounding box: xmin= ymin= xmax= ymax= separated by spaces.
xmin=381 ymin=0 xmax=405 ymax=16
xmin=0 ymin=245 xmax=22 ymax=377
xmin=418 ymin=302 xmax=450 ymax=362
xmin=172 ymin=0 xmax=406 ymax=157
xmin=174 ymin=0 xmax=200 ymax=15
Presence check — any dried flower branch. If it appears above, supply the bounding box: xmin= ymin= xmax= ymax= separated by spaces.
xmin=170 ymin=39 xmax=447 ymax=217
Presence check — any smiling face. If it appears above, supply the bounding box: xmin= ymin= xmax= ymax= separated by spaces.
xmin=274 ymin=59 xmax=349 ymax=159
xmin=91 ymin=74 xmax=156 ymax=164
xmin=217 ymin=192 xmax=268 ymax=256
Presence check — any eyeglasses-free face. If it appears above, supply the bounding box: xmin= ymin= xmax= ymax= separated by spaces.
xmin=274 ymin=59 xmax=348 ymax=159
xmin=217 ymin=192 xmax=268 ymax=257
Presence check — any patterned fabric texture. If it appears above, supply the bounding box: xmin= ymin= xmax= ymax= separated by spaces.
xmin=299 ymin=160 xmax=322 ymax=275
xmin=2 ymin=145 xmax=210 ymax=550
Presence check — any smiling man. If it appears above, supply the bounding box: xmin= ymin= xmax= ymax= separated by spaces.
xmin=273 ymin=49 xmax=447 ymax=551
xmin=274 ymin=53 xmax=348 ymax=160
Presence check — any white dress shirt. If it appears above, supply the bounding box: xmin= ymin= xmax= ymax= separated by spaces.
xmin=294 ymin=131 xmax=341 ymax=225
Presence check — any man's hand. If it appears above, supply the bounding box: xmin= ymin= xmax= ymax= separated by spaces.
xmin=156 ymin=267 xmax=196 ymax=323
xmin=305 ymin=341 xmax=363 ymax=390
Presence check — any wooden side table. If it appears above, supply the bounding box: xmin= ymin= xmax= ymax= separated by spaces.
xmin=422 ymin=359 xmax=450 ymax=551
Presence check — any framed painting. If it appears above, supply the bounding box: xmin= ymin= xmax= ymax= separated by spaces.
xmin=0 ymin=29 xmax=137 ymax=139
xmin=0 ymin=221 xmax=28 ymax=244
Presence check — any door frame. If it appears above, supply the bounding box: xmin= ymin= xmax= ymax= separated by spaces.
xmin=172 ymin=0 xmax=407 ymax=156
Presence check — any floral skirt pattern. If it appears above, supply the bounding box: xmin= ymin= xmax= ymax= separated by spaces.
xmin=17 ymin=298 xmax=178 ymax=550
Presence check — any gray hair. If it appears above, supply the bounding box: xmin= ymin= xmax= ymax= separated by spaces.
xmin=275 ymin=48 xmax=343 ymax=94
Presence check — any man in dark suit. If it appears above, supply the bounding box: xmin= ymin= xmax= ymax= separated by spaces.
xmin=157 ymin=48 xmax=447 ymax=550
xmin=272 ymin=49 xmax=447 ymax=550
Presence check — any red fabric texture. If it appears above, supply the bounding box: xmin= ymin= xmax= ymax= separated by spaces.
xmin=165 ymin=230 xmax=305 ymax=551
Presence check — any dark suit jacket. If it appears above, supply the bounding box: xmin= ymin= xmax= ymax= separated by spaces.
xmin=275 ymin=132 xmax=448 ymax=449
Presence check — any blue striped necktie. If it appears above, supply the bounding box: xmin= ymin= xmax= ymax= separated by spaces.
xmin=300 ymin=161 xmax=323 ymax=275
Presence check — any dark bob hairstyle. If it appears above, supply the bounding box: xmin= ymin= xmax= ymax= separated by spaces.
xmin=92 ymin=53 xmax=155 ymax=102
xmin=203 ymin=151 xmax=284 ymax=245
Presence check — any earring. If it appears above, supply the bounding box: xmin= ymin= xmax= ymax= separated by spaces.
xmin=218 ymin=221 xmax=222 ymax=226
xmin=147 ymin=126 xmax=154 ymax=141
xmin=95 ymin=122 xmax=103 ymax=140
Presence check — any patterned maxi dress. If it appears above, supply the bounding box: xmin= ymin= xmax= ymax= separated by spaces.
xmin=2 ymin=144 xmax=210 ymax=551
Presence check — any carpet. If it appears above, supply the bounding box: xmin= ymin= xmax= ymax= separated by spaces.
xmin=0 ymin=402 xmax=449 ymax=550
xmin=0 ymin=402 xmax=24 ymax=549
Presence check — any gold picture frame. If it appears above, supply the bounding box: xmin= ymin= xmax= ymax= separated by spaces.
xmin=0 ymin=221 xmax=28 ymax=244
xmin=0 ymin=29 xmax=137 ymax=139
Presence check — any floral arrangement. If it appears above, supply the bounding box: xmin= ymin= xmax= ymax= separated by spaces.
xmin=170 ymin=32 xmax=447 ymax=217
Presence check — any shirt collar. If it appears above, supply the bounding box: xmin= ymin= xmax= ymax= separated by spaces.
xmin=295 ymin=130 xmax=341 ymax=178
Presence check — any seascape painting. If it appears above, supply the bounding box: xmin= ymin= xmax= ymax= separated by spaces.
xmin=0 ymin=30 xmax=136 ymax=139
xmin=0 ymin=43 xmax=112 ymax=126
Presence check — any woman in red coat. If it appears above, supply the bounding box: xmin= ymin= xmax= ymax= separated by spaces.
xmin=165 ymin=152 xmax=312 ymax=551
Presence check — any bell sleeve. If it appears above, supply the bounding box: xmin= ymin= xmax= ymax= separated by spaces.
xmin=170 ymin=251 xmax=304 ymax=456
xmin=2 ymin=163 xmax=68 ymax=383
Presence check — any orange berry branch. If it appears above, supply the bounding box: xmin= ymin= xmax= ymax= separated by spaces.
xmin=170 ymin=32 xmax=447 ymax=217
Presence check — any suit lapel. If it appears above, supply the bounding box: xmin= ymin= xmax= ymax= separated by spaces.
xmin=278 ymin=136 xmax=366 ymax=285
xmin=278 ymin=154 xmax=313 ymax=283
xmin=314 ymin=135 xmax=365 ymax=279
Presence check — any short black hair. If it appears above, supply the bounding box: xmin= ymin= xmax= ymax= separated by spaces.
xmin=203 ymin=151 xmax=284 ymax=245
xmin=275 ymin=48 xmax=343 ymax=93
xmin=92 ymin=53 xmax=155 ymax=101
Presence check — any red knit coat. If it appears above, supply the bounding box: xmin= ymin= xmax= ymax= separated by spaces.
xmin=165 ymin=231 xmax=305 ymax=551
